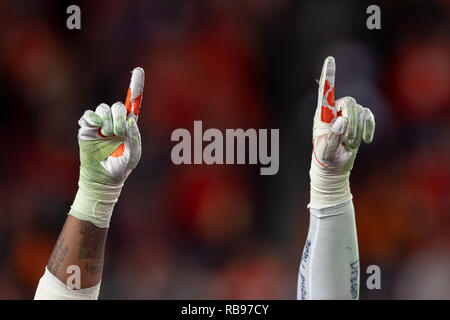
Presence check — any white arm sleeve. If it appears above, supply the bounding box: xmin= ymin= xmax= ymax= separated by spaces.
xmin=297 ymin=199 xmax=359 ymax=300
xmin=34 ymin=267 xmax=101 ymax=300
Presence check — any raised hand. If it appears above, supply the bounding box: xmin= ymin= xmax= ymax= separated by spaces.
xmin=310 ymin=57 xmax=375 ymax=208
xmin=70 ymin=68 xmax=145 ymax=228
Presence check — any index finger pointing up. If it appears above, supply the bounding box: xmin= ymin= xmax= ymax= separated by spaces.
xmin=316 ymin=56 xmax=336 ymax=124
xmin=125 ymin=67 xmax=145 ymax=120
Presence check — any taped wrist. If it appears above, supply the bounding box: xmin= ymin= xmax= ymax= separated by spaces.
xmin=69 ymin=170 xmax=123 ymax=228
xmin=309 ymin=159 xmax=352 ymax=209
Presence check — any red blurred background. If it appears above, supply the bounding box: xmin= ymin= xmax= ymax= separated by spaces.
xmin=0 ymin=0 xmax=448 ymax=299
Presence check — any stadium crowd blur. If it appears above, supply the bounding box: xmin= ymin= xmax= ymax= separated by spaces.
xmin=0 ymin=0 xmax=448 ymax=299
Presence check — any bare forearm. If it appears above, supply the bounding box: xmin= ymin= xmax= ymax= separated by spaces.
xmin=35 ymin=68 xmax=143 ymax=299
xmin=47 ymin=215 xmax=108 ymax=288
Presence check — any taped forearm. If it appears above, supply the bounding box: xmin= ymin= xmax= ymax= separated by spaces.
xmin=297 ymin=199 xmax=359 ymax=300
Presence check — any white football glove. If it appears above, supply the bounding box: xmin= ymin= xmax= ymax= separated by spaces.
xmin=310 ymin=57 xmax=375 ymax=209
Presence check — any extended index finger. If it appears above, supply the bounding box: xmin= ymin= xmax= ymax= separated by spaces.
xmin=316 ymin=56 xmax=336 ymax=124
xmin=125 ymin=67 xmax=145 ymax=120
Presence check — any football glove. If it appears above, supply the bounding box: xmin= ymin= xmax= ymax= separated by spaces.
xmin=310 ymin=57 xmax=375 ymax=210
xmin=69 ymin=67 xmax=145 ymax=228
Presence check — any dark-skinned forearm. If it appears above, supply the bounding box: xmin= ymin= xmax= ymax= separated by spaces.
xmin=47 ymin=215 xmax=108 ymax=288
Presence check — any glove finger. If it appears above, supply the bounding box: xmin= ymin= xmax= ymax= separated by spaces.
xmin=78 ymin=110 xmax=104 ymax=140
xmin=111 ymin=102 xmax=127 ymax=137
xmin=339 ymin=97 xmax=358 ymax=143
xmin=322 ymin=116 xmax=346 ymax=162
xmin=95 ymin=103 xmax=114 ymax=137
xmin=100 ymin=106 xmax=131 ymax=181
xmin=126 ymin=117 xmax=141 ymax=173
xmin=315 ymin=56 xmax=336 ymax=124
xmin=81 ymin=110 xmax=102 ymax=127
xmin=347 ymin=104 xmax=365 ymax=149
xmin=125 ymin=67 xmax=145 ymax=121
xmin=362 ymin=108 xmax=375 ymax=143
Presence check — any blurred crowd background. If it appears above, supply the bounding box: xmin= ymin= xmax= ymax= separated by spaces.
xmin=0 ymin=0 xmax=448 ymax=299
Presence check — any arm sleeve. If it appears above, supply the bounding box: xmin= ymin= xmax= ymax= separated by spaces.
xmin=34 ymin=267 xmax=101 ymax=300
xmin=297 ymin=199 xmax=360 ymax=300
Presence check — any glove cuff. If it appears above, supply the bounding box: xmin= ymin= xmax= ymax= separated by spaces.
xmin=69 ymin=177 xmax=123 ymax=228
xmin=308 ymin=159 xmax=352 ymax=209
